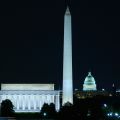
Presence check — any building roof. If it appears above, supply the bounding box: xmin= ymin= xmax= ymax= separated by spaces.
xmin=84 ymin=72 xmax=96 ymax=85
xmin=1 ymin=84 xmax=54 ymax=90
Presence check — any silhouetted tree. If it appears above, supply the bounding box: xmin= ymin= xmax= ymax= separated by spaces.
xmin=40 ymin=103 xmax=49 ymax=118
xmin=40 ymin=103 xmax=57 ymax=118
xmin=1 ymin=99 xmax=15 ymax=117
xmin=49 ymin=103 xmax=57 ymax=118
xmin=58 ymin=102 xmax=75 ymax=120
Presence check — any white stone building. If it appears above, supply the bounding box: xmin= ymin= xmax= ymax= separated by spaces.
xmin=0 ymin=84 xmax=60 ymax=112
xmin=83 ymin=72 xmax=97 ymax=91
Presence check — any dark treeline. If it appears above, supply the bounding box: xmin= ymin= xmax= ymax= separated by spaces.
xmin=0 ymin=95 xmax=120 ymax=120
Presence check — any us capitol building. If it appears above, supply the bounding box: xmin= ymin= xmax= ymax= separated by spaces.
xmin=83 ymin=72 xmax=97 ymax=91
xmin=75 ymin=72 xmax=110 ymax=99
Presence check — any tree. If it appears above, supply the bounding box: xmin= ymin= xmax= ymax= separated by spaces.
xmin=1 ymin=99 xmax=15 ymax=117
xmin=40 ymin=103 xmax=57 ymax=118
xmin=58 ymin=102 xmax=75 ymax=120
xmin=40 ymin=103 xmax=49 ymax=118
xmin=49 ymin=103 xmax=56 ymax=117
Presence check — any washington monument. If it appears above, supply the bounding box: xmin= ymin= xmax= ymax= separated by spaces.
xmin=62 ymin=6 xmax=73 ymax=105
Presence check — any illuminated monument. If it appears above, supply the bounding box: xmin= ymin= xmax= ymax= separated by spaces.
xmin=83 ymin=72 xmax=97 ymax=91
xmin=62 ymin=6 xmax=73 ymax=105
xmin=0 ymin=84 xmax=60 ymax=112
xmin=0 ymin=5 xmax=73 ymax=112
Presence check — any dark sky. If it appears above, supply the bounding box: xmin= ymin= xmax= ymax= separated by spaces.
xmin=0 ymin=0 xmax=120 ymax=90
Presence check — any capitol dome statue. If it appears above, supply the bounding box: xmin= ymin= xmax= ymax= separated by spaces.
xmin=83 ymin=72 xmax=97 ymax=91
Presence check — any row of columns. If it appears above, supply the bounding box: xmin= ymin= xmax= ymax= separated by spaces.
xmin=0 ymin=94 xmax=60 ymax=112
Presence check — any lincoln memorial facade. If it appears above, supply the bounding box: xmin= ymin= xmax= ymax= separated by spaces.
xmin=0 ymin=84 xmax=60 ymax=112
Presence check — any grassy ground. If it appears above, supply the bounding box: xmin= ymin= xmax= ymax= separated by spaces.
xmin=15 ymin=112 xmax=40 ymax=119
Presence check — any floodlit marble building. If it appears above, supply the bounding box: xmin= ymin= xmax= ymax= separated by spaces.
xmin=0 ymin=84 xmax=60 ymax=112
xmin=83 ymin=72 xmax=97 ymax=91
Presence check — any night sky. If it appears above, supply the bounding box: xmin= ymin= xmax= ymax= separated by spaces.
xmin=0 ymin=0 xmax=120 ymax=90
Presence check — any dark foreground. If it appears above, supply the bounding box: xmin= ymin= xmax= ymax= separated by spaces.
xmin=0 ymin=118 xmax=55 ymax=120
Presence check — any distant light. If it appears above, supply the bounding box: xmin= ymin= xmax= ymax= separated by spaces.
xmin=109 ymin=94 xmax=112 ymax=96
xmin=109 ymin=112 xmax=112 ymax=116
xmin=115 ymin=113 xmax=119 ymax=116
xmin=102 ymin=89 xmax=105 ymax=91
xmin=43 ymin=112 xmax=47 ymax=116
xmin=87 ymin=110 xmax=91 ymax=116
xmin=75 ymin=88 xmax=78 ymax=91
xmin=107 ymin=112 xmax=119 ymax=117
xmin=103 ymin=104 xmax=107 ymax=107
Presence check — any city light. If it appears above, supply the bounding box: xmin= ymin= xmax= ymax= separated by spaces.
xmin=107 ymin=112 xmax=120 ymax=119
xmin=115 ymin=113 xmax=119 ymax=117
xmin=109 ymin=112 xmax=113 ymax=116
xmin=43 ymin=112 xmax=47 ymax=116
xmin=103 ymin=104 xmax=107 ymax=107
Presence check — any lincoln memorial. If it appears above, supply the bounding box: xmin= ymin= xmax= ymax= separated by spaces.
xmin=0 ymin=84 xmax=60 ymax=112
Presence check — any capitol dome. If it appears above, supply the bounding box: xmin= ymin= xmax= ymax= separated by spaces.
xmin=83 ymin=72 xmax=97 ymax=91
